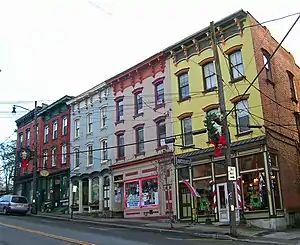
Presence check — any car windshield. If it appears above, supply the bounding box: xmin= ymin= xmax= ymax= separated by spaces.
xmin=11 ymin=197 xmax=28 ymax=204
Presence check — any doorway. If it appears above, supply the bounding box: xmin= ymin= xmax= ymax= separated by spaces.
xmin=216 ymin=182 xmax=240 ymax=223
xmin=179 ymin=183 xmax=192 ymax=219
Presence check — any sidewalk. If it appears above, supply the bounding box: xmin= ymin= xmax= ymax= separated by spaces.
xmin=32 ymin=212 xmax=300 ymax=244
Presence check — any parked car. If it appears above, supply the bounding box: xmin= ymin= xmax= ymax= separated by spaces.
xmin=0 ymin=195 xmax=30 ymax=215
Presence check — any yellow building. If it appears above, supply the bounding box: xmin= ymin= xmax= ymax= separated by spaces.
xmin=164 ymin=10 xmax=298 ymax=229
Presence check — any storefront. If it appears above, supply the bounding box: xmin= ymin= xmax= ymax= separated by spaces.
xmin=111 ymin=155 xmax=175 ymax=218
xmin=175 ymin=136 xmax=284 ymax=228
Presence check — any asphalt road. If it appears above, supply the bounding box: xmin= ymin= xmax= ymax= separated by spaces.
xmin=0 ymin=214 xmax=269 ymax=245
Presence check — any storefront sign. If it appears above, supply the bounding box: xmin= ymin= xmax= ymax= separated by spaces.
xmin=228 ymin=166 xmax=237 ymax=181
xmin=173 ymin=156 xmax=191 ymax=166
xmin=114 ymin=175 xmax=123 ymax=182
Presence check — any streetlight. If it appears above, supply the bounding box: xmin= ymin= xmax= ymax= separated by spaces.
xmin=12 ymin=101 xmax=38 ymax=214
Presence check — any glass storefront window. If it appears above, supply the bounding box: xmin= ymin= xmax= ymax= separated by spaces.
xmin=193 ymin=179 xmax=213 ymax=215
xmin=141 ymin=177 xmax=158 ymax=206
xmin=239 ymin=154 xmax=264 ymax=171
xmin=73 ymin=180 xmax=79 ymax=205
xmin=92 ymin=177 xmax=99 ymax=202
xmin=61 ymin=176 xmax=69 ymax=199
xmin=125 ymin=181 xmax=140 ymax=208
xmin=193 ymin=163 xmax=212 ymax=178
xmin=178 ymin=167 xmax=189 ymax=179
xmin=269 ymin=153 xmax=278 ymax=168
xmin=241 ymin=171 xmax=268 ymax=211
xmin=215 ymin=159 xmax=236 ymax=175
xmin=272 ymin=171 xmax=282 ymax=210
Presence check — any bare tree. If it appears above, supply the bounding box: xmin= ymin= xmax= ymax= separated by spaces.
xmin=0 ymin=140 xmax=16 ymax=193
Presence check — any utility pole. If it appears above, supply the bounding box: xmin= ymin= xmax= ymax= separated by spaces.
xmin=32 ymin=101 xmax=38 ymax=214
xmin=210 ymin=21 xmax=237 ymax=237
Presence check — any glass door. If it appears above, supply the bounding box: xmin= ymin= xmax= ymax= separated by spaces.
xmin=217 ymin=183 xmax=229 ymax=223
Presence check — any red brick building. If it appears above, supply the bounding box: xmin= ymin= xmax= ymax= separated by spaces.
xmin=250 ymin=14 xmax=300 ymax=225
xmin=15 ymin=95 xmax=73 ymax=211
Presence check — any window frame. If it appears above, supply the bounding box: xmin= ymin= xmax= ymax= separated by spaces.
xmin=178 ymin=72 xmax=190 ymax=100
xmin=155 ymin=81 xmax=164 ymax=106
xmin=26 ymin=129 xmax=30 ymax=147
xmin=42 ymin=150 xmax=48 ymax=169
xmin=116 ymin=98 xmax=124 ymax=122
xmin=116 ymin=133 xmax=125 ymax=158
xmin=74 ymin=148 xmax=80 ymax=169
xmin=74 ymin=119 xmax=80 ymax=138
xmin=100 ymin=106 xmax=107 ymax=128
xmin=51 ymin=147 xmax=57 ymax=167
xmin=62 ymin=116 xmax=68 ymax=136
xmin=61 ymin=144 xmax=67 ymax=164
xmin=44 ymin=125 xmax=49 ymax=143
xmin=287 ymin=71 xmax=297 ymax=102
xmin=18 ymin=133 xmax=23 ymax=148
xmin=156 ymin=119 xmax=166 ymax=147
xmin=262 ymin=51 xmax=272 ymax=81
xmin=134 ymin=91 xmax=143 ymax=115
xmin=87 ymin=145 xmax=93 ymax=166
xmin=235 ymin=99 xmax=251 ymax=134
xmin=135 ymin=126 xmax=145 ymax=154
xmin=87 ymin=114 xmax=93 ymax=134
xmin=100 ymin=139 xmax=108 ymax=161
xmin=52 ymin=120 xmax=58 ymax=139
xmin=202 ymin=62 xmax=217 ymax=91
xmin=181 ymin=117 xmax=193 ymax=146
xmin=228 ymin=50 xmax=244 ymax=80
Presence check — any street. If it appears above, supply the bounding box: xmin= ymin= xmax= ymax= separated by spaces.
xmin=0 ymin=214 xmax=272 ymax=245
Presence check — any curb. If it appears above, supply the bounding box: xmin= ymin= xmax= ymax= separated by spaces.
xmin=29 ymin=214 xmax=286 ymax=244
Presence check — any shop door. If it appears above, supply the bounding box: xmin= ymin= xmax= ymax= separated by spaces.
xmin=217 ymin=183 xmax=240 ymax=223
xmin=179 ymin=184 xmax=192 ymax=219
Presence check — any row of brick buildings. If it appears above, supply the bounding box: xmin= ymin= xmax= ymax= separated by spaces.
xmin=14 ymin=10 xmax=300 ymax=229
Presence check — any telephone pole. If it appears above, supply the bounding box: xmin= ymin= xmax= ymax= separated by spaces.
xmin=210 ymin=21 xmax=237 ymax=237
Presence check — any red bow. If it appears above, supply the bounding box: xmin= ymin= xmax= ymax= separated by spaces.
xmin=212 ymin=135 xmax=226 ymax=157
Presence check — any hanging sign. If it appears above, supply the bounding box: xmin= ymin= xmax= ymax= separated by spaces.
xmin=228 ymin=166 xmax=237 ymax=181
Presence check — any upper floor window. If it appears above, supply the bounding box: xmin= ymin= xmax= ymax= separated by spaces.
xmin=155 ymin=82 xmax=164 ymax=106
xmin=42 ymin=150 xmax=48 ymax=169
xmin=235 ymin=100 xmax=250 ymax=134
xmin=62 ymin=116 xmax=68 ymax=135
xmin=263 ymin=51 xmax=272 ymax=81
xmin=287 ymin=71 xmax=297 ymax=102
xmin=178 ymin=73 xmax=189 ymax=100
xmin=100 ymin=139 xmax=108 ymax=161
xmin=52 ymin=147 xmax=57 ymax=167
xmin=61 ymin=144 xmax=67 ymax=164
xmin=181 ymin=117 xmax=193 ymax=146
xmin=116 ymin=133 xmax=125 ymax=158
xmin=18 ymin=134 xmax=23 ymax=148
xmin=134 ymin=91 xmax=143 ymax=115
xmin=74 ymin=148 xmax=80 ymax=169
xmin=52 ymin=120 xmax=58 ymax=139
xmin=136 ymin=127 xmax=144 ymax=154
xmin=156 ymin=120 xmax=166 ymax=147
xmin=26 ymin=130 xmax=30 ymax=147
xmin=44 ymin=125 xmax=49 ymax=143
xmin=87 ymin=114 xmax=92 ymax=134
xmin=100 ymin=106 xmax=107 ymax=128
xmin=74 ymin=119 xmax=80 ymax=138
xmin=203 ymin=62 xmax=216 ymax=90
xmin=229 ymin=50 xmax=244 ymax=80
xmin=87 ymin=145 xmax=93 ymax=166
xmin=116 ymin=99 xmax=124 ymax=121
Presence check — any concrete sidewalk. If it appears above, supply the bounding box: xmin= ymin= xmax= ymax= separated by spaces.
xmin=31 ymin=212 xmax=300 ymax=244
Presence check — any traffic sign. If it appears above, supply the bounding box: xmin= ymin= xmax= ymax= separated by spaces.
xmin=173 ymin=156 xmax=191 ymax=166
xmin=228 ymin=166 xmax=237 ymax=181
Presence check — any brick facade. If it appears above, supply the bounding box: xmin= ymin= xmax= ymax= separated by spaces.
xmin=250 ymin=15 xmax=300 ymax=211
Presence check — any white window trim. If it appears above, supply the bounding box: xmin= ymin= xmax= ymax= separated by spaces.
xmin=100 ymin=138 xmax=108 ymax=162
xmin=74 ymin=119 xmax=80 ymax=138
xmin=62 ymin=116 xmax=68 ymax=135
xmin=100 ymin=106 xmax=107 ymax=129
xmin=61 ymin=144 xmax=67 ymax=164
xmin=87 ymin=144 xmax=93 ymax=166
xmin=51 ymin=148 xmax=56 ymax=167
xmin=181 ymin=117 xmax=193 ymax=146
xmin=87 ymin=114 xmax=93 ymax=134
xmin=43 ymin=151 xmax=48 ymax=169
xmin=53 ymin=120 xmax=58 ymax=139
xmin=73 ymin=148 xmax=80 ymax=169
xmin=236 ymin=100 xmax=250 ymax=134
xmin=44 ymin=126 xmax=49 ymax=143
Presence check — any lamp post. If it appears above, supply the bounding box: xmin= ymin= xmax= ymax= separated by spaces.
xmin=12 ymin=101 xmax=38 ymax=214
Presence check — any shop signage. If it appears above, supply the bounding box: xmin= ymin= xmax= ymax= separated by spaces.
xmin=173 ymin=156 xmax=191 ymax=166
xmin=228 ymin=166 xmax=237 ymax=181
xmin=114 ymin=175 xmax=123 ymax=182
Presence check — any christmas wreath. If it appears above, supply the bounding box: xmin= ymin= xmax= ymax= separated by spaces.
xmin=250 ymin=194 xmax=261 ymax=208
xmin=204 ymin=113 xmax=226 ymax=157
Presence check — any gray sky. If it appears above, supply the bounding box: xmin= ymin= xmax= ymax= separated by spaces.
xmin=0 ymin=0 xmax=299 ymax=142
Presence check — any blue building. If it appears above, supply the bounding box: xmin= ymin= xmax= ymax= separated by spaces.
xmin=67 ymin=82 xmax=114 ymax=214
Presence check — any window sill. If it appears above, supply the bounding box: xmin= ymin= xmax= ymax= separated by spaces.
xmin=100 ymin=126 xmax=107 ymax=131
xmin=133 ymin=112 xmax=144 ymax=119
xmin=116 ymin=156 xmax=125 ymax=162
xmin=180 ymin=144 xmax=195 ymax=150
xmin=155 ymin=145 xmax=168 ymax=152
xmin=229 ymin=76 xmax=245 ymax=83
xmin=74 ymin=137 xmax=80 ymax=141
xmin=154 ymin=103 xmax=165 ymax=111
xmin=115 ymin=120 xmax=124 ymax=126
xmin=202 ymin=87 xmax=217 ymax=94
xmin=86 ymin=164 xmax=93 ymax=168
xmin=52 ymin=137 xmax=57 ymax=141
xmin=135 ymin=152 xmax=145 ymax=158
xmin=265 ymin=78 xmax=275 ymax=86
xmin=87 ymin=132 xmax=93 ymax=136
xmin=235 ymin=130 xmax=253 ymax=138
xmin=177 ymin=96 xmax=191 ymax=104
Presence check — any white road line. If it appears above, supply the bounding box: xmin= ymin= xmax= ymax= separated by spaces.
xmin=88 ymin=227 xmax=110 ymax=231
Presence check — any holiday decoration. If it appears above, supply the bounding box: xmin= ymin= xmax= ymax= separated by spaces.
xmin=20 ymin=148 xmax=32 ymax=168
xmin=204 ymin=113 xmax=226 ymax=157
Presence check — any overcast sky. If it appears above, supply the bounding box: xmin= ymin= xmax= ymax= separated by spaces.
xmin=0 ymin=0 xmax=299 ymax=142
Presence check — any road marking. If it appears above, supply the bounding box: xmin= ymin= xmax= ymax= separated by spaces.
xmin=89 ymin=227 xmax=109 ymax=231
xmin=166 ymin=237 xmax=229 ymax=242
xmin=0 ymin=222 xmax=96 ymax=245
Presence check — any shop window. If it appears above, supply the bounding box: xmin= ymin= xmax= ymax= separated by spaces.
xmin=73 ymin=181 xmax=79 ymax=205
xmin=241 ymin=171 xmax=268 ymax=212
xmin=215 ymin=159 xmax=236 ymax=175
xmin=272 ymin=171 xmax=282 ymax=210
xmin=141 ymin=177 xmax=159 ymax=206
xmin=194 ymin=179 xmax=213 ymax=216
xmin=82 ymin=179 xmax=89 ymax=206
xmin=61 ymin=176 xmax=69 ymax=199
xmin=269 ymin=153 xmax=278 ymax=168
xmin=178 ymin=167 xmax=189 ymax=179
xmin=125 ymin=181 xmax=140 ymax=208
xmin=193 ymin=163 xmax=212 ymax=178
xmin=239 ymin=154 xmax=264 ymax=172
xmin=92 ymin=177 xmax=99 ymax=202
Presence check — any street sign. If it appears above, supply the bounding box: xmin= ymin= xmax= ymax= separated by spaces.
xmin=174 ymin=156 xmax=191 ymax=166
xmin=228 ymin=166 xmax=237 ymax=181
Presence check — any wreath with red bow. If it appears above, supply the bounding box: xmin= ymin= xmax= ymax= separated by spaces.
xmin=204 ymin=113 xmax=226 ymax=157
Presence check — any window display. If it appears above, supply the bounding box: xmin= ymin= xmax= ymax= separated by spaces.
xmin=125 ymin=181 xmax=140 ymax=208
xmin=193 ymin=180 xmax=213 ymax=215
xmin=141 ymin=177 xmax=158 ymax=206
